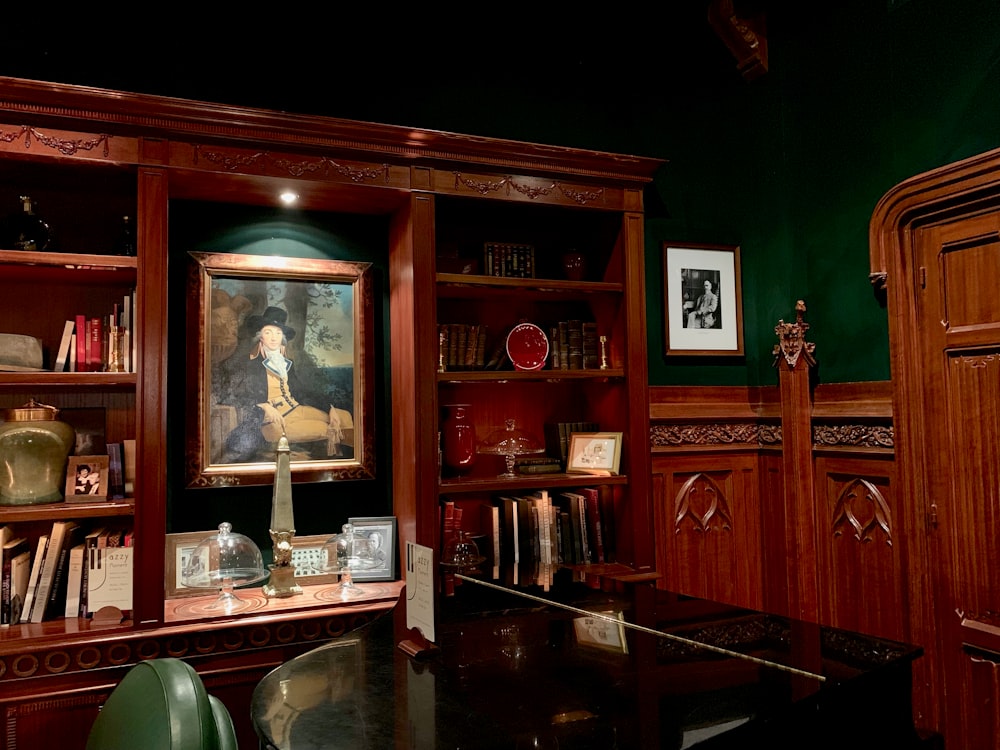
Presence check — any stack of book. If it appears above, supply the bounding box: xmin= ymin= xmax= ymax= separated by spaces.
xmin=473 ymin=484 xmax=617 ymax=590
xmin=483 ymin=242 xmax=535 ymax=278
xmin=51 ymin=289 xmax=137 ymax=373
xmin=14 ymin=522 xmax=134 ymax=624
xmin=548 ymin=320 xmax=601 ymax=371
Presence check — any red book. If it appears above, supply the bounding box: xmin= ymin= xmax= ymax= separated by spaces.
xmin=74 ymin=314 xmax=87 ymax=372
xmin=87 ymin=317 xmax=103 ymax=372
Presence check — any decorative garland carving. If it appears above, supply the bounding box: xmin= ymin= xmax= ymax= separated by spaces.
xmin=831 ymin=477 xmax=892 ymax=546
xmin=193 ymin=145 xmax=390 ymax=183
xmin=452 ymin=172 xmax=604 ymax=205
xmin=674 ymin=472 xmax=732 ymax=534
xmin=957 ymin=352 xmax=998 ymax=369
xmin=0 ymin=125 xmax=112 ymax=157
xmin=650 ymin=423 xmax=760 ymax=446
xmin=814 ymin=424 xmax=894 ymax=449
xmin=650 ymin=423 xmax=779 ymax=447
xmin=773 ymin=299 xmax=816 ymax=369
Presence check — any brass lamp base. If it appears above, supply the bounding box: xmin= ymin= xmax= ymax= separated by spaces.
xmin=262 ymin=564 xmax=303 ymax=598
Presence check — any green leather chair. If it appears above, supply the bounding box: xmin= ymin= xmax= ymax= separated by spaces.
xmin=86 ymin=658 xmax=238 ymax=750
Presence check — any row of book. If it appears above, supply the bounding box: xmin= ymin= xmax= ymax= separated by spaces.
xmin=52 ymin=289 xmax=136 ymax=373
xmin=0 ymin=521 xmax=134 ymax=627
xmin=484 ymin=242 xmax=535 ymax=278
xmin=548 ymin=320 xmax=602 ymax=371
xmin=437 ymin=323 xmax=488 ymax=371
xmin=441 ymin=485 xmax=617 ymax=593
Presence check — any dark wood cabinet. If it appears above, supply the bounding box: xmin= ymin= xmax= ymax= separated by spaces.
xmin=0 ymin=77 xmax=662 ymax=749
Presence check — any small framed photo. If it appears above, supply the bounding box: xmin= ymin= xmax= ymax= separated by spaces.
xmin=573 ymin=610 xmax=629 ymax=654
xmin=347 ymin=516 xmax=397 ymax=582
xmin=566 ymin=432 xmax=622 ymax=476
xmin=65 ymin=455 xmax=110 ymax=502
xmin=663 ymin=242 xmax=744 ymax=356
xmin=165 ymin=530 xmax=216 ymax=598
xmin=289 ymin=534 xmax=340 ymax=585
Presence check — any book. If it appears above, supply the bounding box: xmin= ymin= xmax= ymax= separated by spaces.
xmin=87 ymin=317 xmax=103 ymax=372
xmin=53 ymin=319 xmax=75 ymax=371
xmin=106 ymin=442 xmax=126 ymax=499
xmin=80 ymin=526 xmax=106 ymax=619
xmin=122 ymin=438 xmax=137 ymax=496
xmin=45 ymin=524 xmax=85 ymax=619
xmin=87 ymin=544 xmax=133 ymax=616
xmin=479 ymin=502 xmax=501 ymax=580
xmin=1 ymin=536 xmax=28 ymax=626
xmin=31 ymin=521 xmax=79 ymax=622
xmin=74 ymin=314 xmax=87 ymax=372
xmin=63 ymin=543 xmax=87 ymax=618
xmin=580 ymin=487 xmax=606 ymax=564
xmin=21 ymin=534 xmax=50 ymax=624
xmin=8 ymin=547 xmax=31 ymax=626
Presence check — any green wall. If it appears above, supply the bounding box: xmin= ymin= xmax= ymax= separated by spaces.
xmin=642 ymin=0 xmax=1000 ymax=386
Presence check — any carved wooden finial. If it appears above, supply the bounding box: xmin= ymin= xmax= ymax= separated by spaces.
xmin=774 ymin=300 xmax=816 ymax=369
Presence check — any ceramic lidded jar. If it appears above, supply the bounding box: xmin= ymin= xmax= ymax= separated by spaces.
xmin=0 ymin=398 xmax=75 ymax=505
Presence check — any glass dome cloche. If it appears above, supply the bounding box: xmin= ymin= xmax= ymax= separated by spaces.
xmin=181 ymin=521 xmax=269 ymax=613
xmin=321 ymin=522 xmax=382 ymax=600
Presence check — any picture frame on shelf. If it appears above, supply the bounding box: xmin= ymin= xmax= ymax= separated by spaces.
xmin=566 ymin=432 xmax=623 ymax=476
xmin=573 ymin=610 xmax=629 ymax=654
xmin=164 ymin=530 xmax=216 ymax=598
xmin=65 ymin=455 xmax=110 ymax=502
xmin=185 ymin=252 xmax=376 ymax=488
xmin=347 ymin=516 xmax=397 ymax=581
xmin=288 ymin=533 xmax=340 ymax=585
xmin=663 ymin=242 xmax=744 ymax=356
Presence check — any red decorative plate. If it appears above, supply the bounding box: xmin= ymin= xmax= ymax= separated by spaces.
xmin=506 ymin=323 xmax=549 ymax=371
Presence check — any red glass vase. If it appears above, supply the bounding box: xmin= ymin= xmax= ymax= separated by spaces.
xmin=441 ymin=404 xmax=477 ymax=475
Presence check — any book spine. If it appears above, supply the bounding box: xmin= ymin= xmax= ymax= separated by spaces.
xmin=88 ymin=317 xmax=103 ymax=372
xmin=74 ymin=314 xmax=87 ymax=372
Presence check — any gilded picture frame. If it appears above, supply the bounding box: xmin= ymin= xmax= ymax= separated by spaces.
xmin=663 ymin=242 xmax=744 ymax=356
xmin=185 ymin=252 xmax=375 ymax=487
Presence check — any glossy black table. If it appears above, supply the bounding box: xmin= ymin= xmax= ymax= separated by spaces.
xmin=252 ymin=578 xmax=928 ymax=749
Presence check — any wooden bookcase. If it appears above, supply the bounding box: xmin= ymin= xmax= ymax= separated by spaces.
xmin=0 ymin=76 xmax=662 ymax=749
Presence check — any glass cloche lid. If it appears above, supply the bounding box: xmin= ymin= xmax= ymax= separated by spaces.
xmin=181 ymin=521 xmax=268 ymax=612
xmin=478 ymin=418 xmax=544 ymax=478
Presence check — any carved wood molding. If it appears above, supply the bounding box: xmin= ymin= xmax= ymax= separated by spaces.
xmin=0 ymin=77 xmax=664 ymax=183
xmin=708 ymin=0 xmax=769 ymax=81
xmin=773 ymin=300 xmax=816 ymax=370
xmin=0 ymin=608 xmax=381 ymax=685
xmin=674 ymin=472 xmax=733 ymax=534
xmin=831 ymin=477 xmax=893 ymax=546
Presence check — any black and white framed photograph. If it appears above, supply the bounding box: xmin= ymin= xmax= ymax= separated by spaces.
xmin=347 ymin=516 xmax=396 ymax=581
xmin=663 ymin=243 xmax=744 ymax=356
xmin=65 ymin=455 xmax=109 ymax=502
xmin=164 ymin=530 xmax=216 ymax=598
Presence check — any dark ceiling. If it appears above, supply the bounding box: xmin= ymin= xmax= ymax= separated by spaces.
xmin=0 ymin=4 xmax=752 ymax=135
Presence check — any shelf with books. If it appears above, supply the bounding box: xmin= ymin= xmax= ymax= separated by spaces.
xmin=439 ymin=474 xmax=628 ymax=495
xmin=437 ymin=370 xmax=624 ymax=383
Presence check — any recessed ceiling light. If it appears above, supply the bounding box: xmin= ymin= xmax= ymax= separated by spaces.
xmin=279 ymin=190 xmax=299 ymax=205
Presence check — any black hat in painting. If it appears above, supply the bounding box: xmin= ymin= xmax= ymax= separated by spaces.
xmin=246 ymin=306 xmax=296 ymax=341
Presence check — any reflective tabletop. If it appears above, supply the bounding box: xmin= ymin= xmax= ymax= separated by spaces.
xmin=252 ymin=576 xmax=926 ymax=749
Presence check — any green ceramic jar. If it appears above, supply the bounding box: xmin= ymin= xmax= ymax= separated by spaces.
xmin=0 ymin=399 xmax=75 ymax=505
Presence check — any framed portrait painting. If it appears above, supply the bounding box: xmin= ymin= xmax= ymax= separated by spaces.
xmin=185 ymin=252 xmax=375 ymax=487
xmin=663 ymin=243 xmax=744 ymax=356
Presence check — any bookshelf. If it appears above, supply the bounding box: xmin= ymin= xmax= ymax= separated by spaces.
xmin=0 ymin=76 xmax=661 ymax=749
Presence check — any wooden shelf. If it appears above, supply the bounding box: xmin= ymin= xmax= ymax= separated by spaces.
xmin=437 ymin=369 xmax=623 ymax=383
xmin=437 ymin=272 xmax=623 ymax=298
xmin=439 ymin=473 xmax=627 ymax=495
xmin=0 ymin=500 xmax=134 ymax=523
xmin=0 ymin=371 xmax=137 ymax=388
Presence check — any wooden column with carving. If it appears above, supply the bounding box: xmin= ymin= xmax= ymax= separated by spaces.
xmin=774 ymin=301 xmax=818 ymax=622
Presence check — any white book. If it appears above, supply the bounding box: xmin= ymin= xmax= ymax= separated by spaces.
xmin=64 ymin=544 xmax=86 ymax=618
xmin=20 ymin=535 xmax=49 ymax=624
xmin=87 ymin=545 xmax=133 ymax=615
xmin=9 ymin=549 xmax=31 ymax=626
xmin=53 ymin=320 xmax=75 ymax=371
xmin=30 ymin=520 xmax=78 ymax=623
